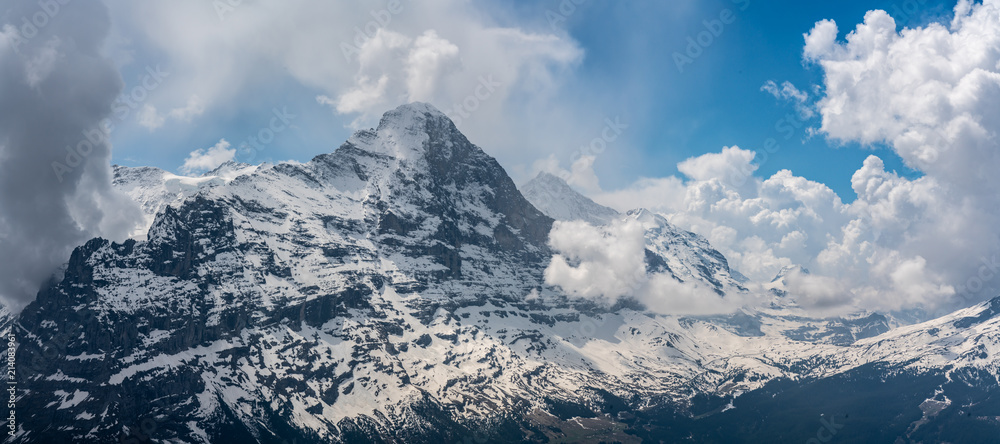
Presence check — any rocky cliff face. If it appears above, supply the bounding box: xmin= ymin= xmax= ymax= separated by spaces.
xmin=9 ymin=104 xmax=1000 ymax=443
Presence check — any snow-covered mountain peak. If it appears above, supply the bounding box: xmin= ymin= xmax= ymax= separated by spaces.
xmin=768 ymin=264 xmax=810 ymax=287
xmin=384 ymin=101 xmax=448 ymax=120
xmin=202 ymin=160 xmax=258 ymax=180
xmin=616 ymin=208 xmax=749 ymax=296
xmin=624 ymin=208 xmax=664 ymax=227
xmin=623 ymin=209 xmax=705 ymax=241
xmin=521 ymin=171 xmax=619 ymax=225
xmin=348 ymin=102 xmax=458 ymax=161
xmin=525 ymin=171 xmax=569 ymax=188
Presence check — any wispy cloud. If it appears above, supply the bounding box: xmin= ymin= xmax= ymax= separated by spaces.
xmin=761 ymin=80 xmax=813 ymax=118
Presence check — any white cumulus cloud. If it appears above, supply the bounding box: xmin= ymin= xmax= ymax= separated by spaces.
xmin=580 ymin=1 xmax=1000 ymax=316
xmin=544 ymin=219 xmax=741 ymax=315
xmin=545 ymin=219 xmax=648 ymax=306
xmin=180 ymin=139 xmax=235 ymax=175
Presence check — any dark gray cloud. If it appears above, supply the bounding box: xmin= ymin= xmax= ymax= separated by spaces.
xmin=0 ymin=0 xmax=140 ymax=309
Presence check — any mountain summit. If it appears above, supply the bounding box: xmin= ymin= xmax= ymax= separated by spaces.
xmin=14 ymin=103 xmax=567 ymax=443
xmin=521 ymin=171 xmax=619 ymax=225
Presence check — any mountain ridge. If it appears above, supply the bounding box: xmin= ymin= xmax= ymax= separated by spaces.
xmin=8 ymin=103 xmax=1000 ymax=443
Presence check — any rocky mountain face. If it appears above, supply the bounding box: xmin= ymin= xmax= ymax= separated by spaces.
xmin=111 ymin=162 xmax=259 ymax=239
xmin=8 ymin=103 xmax=1000 ymax=443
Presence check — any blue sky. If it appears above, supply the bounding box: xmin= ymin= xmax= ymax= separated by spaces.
xmin=549 ymin=0 xmax=947 ymax=194
xmin=108 ymin=0 xmax=955 ymax=200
